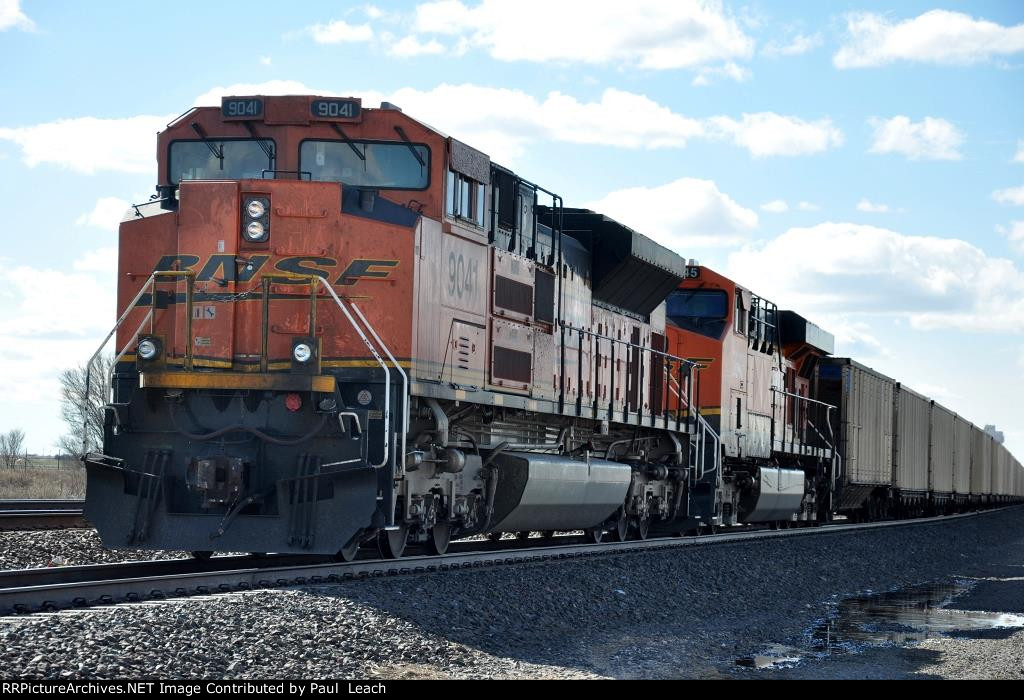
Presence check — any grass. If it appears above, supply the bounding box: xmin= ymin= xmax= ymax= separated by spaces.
xmin=0 ymin=463 xmax=86 ymax=499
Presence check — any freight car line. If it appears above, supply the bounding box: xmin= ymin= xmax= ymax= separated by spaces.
xmin=1 ymin=506 xmax=1015 ymax=616
xmin=0 ymin=500 xmax=88 ymax=531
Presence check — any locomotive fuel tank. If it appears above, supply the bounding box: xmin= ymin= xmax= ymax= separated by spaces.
xmin=737 ymin=466 xmax=805 ymax=522
xmin=487 ymin=452 xmax=632 ymax=532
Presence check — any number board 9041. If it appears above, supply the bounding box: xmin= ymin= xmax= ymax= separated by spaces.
xmin=311 ymin=99 xmax=362 ymax=121
xmin=221 ymin=98 xmax=263 ymax=120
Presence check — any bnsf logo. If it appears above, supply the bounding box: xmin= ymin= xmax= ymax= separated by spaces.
xmin=154 ymin=255 xmax=398 ymax=286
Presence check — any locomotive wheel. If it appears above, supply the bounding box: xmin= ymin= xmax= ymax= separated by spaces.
xmin=334 ymin=537 xmax=360 ymax=563
xmin=612 ymin=511 xmax=629 ymax=542
xmin=191 ymin=551 xmax=213 ymax=561
xmin=634 ymin=517 xmax=650 ymax=541
xmin=700 ymin=523 xmax=718 ymax=536
xmin=426 ymin=523 xmax=452 ymax=556
xmin=585 ymin=528 xmax=604 ymax=544
xmin=378 ymin=525 xmax=409 ymax=559
xmin=516 ymin=531 xmax=532 ymax=541
xmin=487 ymin=532 xmax=503 ymax=543
xmin=541 ymin=530 xmax=556 ymax=540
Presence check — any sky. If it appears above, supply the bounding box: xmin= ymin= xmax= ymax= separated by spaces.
xmin=0 ymin=0 xmax=1022 ymax=456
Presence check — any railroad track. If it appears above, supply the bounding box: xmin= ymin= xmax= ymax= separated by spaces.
xmin=0 ymin=499 xmax=88 ymax=531
xmin=2 ymin=506 xmax=1016 ymax=616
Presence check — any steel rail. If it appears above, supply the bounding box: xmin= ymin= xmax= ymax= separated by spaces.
xmin=0 ymin=500 xmax=85 ymax=512
xmin=0 ymin=512 xmax=89 ymax=531
xmin=1 ymin=506 xmax=1017 ymax=616
xmin=0 ymin=500 xmax=88 ymax=530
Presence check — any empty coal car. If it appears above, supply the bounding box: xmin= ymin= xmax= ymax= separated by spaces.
xmin=816 ymin=358 xmax=1022 ymax=519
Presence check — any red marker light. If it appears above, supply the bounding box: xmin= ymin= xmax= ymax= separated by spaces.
xmin=285 ymin=393 xmax=302 ymax=412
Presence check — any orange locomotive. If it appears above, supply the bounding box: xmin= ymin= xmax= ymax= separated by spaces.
xmin=664 ymin=265 xmax=837 ymax=527
xmin=85 ymin=95 xmax=712 ymax=558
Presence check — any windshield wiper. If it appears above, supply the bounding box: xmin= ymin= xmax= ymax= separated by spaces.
xmin=241 ymin=121 xmax=275 ymax=162
xmin=190 ymin=122 xmax=224 ymax=169
xmin=393 ymin=125 xmax=426 ymax=167
xmin=330 ymin=123 xmax=366 ymax=162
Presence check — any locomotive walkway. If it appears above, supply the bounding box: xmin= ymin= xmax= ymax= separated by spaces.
xmin=0 ymin=506 xmax=1016 ymax=616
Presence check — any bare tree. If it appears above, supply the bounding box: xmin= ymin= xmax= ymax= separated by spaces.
xmin=58 ymin=355 xmax=114 ymax=457
xmin=0 ymin=429 xmax=26 ymax=469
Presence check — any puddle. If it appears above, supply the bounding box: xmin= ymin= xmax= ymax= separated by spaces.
xmin=735 ymin=644 xmax=804 ymax=669
xmin=810 ymin=581 xmax=1024 ymax=653
xmin=736 ymin=580 xmax=1024 ymax=669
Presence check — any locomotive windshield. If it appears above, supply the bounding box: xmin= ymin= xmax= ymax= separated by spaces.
xmin=666 ymin=289 xmax=728 ymax=338
xmin=300 ymin=140 xmax=430 ymax=189
xmin=168 ymin=139 xmax=276 ymax=184
xmin=667 ymin=289 xmax=727 ymax=319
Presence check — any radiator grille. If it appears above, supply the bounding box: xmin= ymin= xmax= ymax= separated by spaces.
xmin=534 ymin=269 xmax=555 ymax=323
xmin=494 ymin=275 xmax=533 ymax=316
xmin=493 ymin=346 xmax=532 ymax=384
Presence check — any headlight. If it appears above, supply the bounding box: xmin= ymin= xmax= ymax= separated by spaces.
xmin=245 ymin=221 xmax=266 ymax=241
xmin=242 ymin=196 xmax=270 ymax=244
xmin=293 ymin=343 xmax=312 ymax=363
xmin=138 ymin=339 xmax=158 ymax=360
xmin=246 ymin=199 xmax=266 ymax=218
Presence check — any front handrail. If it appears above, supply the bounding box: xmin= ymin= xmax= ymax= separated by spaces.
xmin=350 ymin=302 xmax=409 ymax=478
xmin=665 ymin=368 xmax=720 ymax=481
xmin=316 ymin=280 xmax=393 ymax=472
xmin=83 ymin=270 xmax=193 ymax=454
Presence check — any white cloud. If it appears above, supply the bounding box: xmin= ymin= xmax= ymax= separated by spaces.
xmin=389 ymin=35 xmax=445 ymax=57
xmin=259 ymin=56 xmax=272 ymax=66
xmin=709 ymin=112 xmax=843 ymax=157
xmin=798 ymin=201 xmax=820 ymax=212
xmin=914 ymin=382 xmax=961 ymax=404
xmin=1014 ymin=140 xmax=1024 ymax=163
xmin=760 ymin=200 xmax=789 ymax=213
xmin=868 ymin=116 xmax=964 ymax=161
xmin=0 ymin=115 xmax=170 ymax=174
xmin=192 ymin=80 xmax=332 ymax=108
xmin=72 ymin=247 xmax=119 ymax=274
xmin=0 ymin=0 xmax=33 ymax=31
xmin=0 ymin=246 xmax=119 ymax=425
xmin=727 ymin=222 xmax=1024 ymax=333
xmin=856 ymin=199 xmax=890 ymax=213
xmin=0 ymin=81 xmax=845 ymax=176
xmin=821 ymin=316 xmax=888 ymax=360
xmin=307 ymin=19 xmax=374 ymax=44
xmin=998 ymin=221 xmax=1024 ymax=255
xmin=993 ymin=185 xmax=1024 ymax=206
xmin=834 ymin=9 xmax=1024 ymax=68
xmin=412 ymin=0 xmax=754 ymax=70
xmin=585 ymin=177 xmax=758 ymax=249
xmin=0 ymin=262 xmax=115 ymax=339
xmin=692 ymin=61 xmax=751 ymax=86
xmin=76 ymin=197 xmax=131 ymax=232
xmin=763 ymin=33 xmax=822 ymax=57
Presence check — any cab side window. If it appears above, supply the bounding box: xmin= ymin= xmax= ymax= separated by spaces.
xmin=446 ymin=170 xmax=486 ymax=228
xmin=734 ymin=290 xmax=746 ymax=335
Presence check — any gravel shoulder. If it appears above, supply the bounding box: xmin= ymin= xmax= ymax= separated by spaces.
xmin=0 ymin=529 xmax=186 ymax=569
xmin=1 ymin=507 xmax=1022 ymax=679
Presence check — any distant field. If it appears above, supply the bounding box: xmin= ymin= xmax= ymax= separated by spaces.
xmin=0 ymin=461 xmax=86 ymax=499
